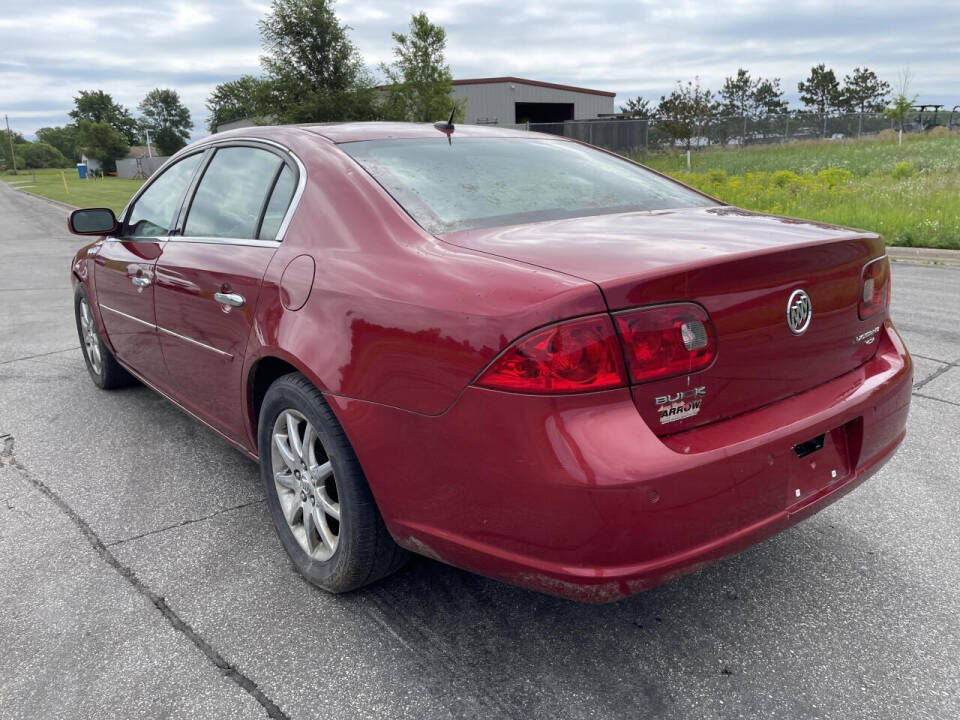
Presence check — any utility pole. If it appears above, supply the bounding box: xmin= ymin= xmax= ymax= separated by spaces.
xmin=145 ymin=128 xmax=153 ymax=158
xmin=5 ymin=114 xmax=17 ymax=174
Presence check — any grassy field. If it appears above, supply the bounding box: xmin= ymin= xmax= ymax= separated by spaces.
xmin=638 ymin=133 xmax=960 ymax=249
xmin=1 ymin=168 xmax=143 ymax=214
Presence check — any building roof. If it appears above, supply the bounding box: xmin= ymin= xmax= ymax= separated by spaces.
xmin=298 ymin=121 xmax=544 ymax=143
xmin=125 ymin=145 xmax=156 ymax=159
xmin=450 ymin=76 xmax=616 ymax=98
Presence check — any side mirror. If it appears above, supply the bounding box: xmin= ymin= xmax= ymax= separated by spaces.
xmin=68 ymin=208 xmax=118 ymax=236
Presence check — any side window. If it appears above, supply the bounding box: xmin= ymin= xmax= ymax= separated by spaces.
xmin=183 ymin=147 xmax=285 ymax=239
xmin=124 ymin=153 xmax=202 ymax=237
xmin=258 ymin=165 xmax=297 ymax=241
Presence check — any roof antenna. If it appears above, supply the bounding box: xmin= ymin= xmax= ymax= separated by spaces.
xmin=433 ymin=107 xmax=455 ymax=145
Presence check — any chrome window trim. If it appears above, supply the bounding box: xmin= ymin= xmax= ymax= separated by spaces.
xmin=99 ymin=303 xmax=155 ymax=328
xmin=169 ymin=136 xmax=306 ymax=243
xmin=116 ymin=136 xmax=306 ymax=243
xmin=103 ymin=236 xmax=170 ymax=243
xmin=157 ymin=326 xmax=233 ymax=359
xmin=170 ymin=236 xmax=281 ymax=248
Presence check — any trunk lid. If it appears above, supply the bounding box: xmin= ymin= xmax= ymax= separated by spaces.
xmin=441 ymin=207 xmax=887 ymax=433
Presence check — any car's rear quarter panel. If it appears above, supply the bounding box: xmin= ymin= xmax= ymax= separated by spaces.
xmin=243 ymin=132 xmax=606 ymax=426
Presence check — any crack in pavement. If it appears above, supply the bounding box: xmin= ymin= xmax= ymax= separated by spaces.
xmin=106 ymin=499 xmax=266 ymax=548
xmin=0 ymin=286 xmax=73 ymax=292
xmin=913 ymin=362 xmax=954 ymax=391
xmin=912 ymin=392 xmax=960 ymax=407
xmin=0 ymin=346 xmax=81 ymax=366
xmin=910 ymin=353 xmax=959 ymax=366
xmin=0 ymin=433 xmax=289 ymax=720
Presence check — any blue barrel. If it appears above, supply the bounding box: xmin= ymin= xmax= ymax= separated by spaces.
xmin=76 ymin=163 xmax=87 ymax=179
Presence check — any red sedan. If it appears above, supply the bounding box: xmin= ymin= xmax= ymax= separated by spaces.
xmin=68 ymin=123 xmax=912 ymax=602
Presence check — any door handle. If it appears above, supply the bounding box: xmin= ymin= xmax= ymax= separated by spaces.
xmin=131 ymin=276 xmax=151 ymax=288
xmin=214 ymin=292 xmax=245 ymax=308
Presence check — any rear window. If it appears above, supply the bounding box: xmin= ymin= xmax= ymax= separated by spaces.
xmin=341 ymin=137 xmax=715 ymax=234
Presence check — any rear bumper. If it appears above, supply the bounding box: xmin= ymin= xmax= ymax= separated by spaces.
xmin=333 ymin=320 xmax=912 ymax=602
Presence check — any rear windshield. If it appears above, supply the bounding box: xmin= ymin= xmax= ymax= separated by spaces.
xmin=341 ymin=137 xmax=716 ymax=234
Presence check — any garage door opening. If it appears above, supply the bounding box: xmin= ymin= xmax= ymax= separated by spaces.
xmin=514 ymin=102 xmax=574 ymax=124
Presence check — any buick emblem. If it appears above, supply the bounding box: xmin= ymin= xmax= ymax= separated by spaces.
xmin=786 ymin=289 xmax=812 ymax=335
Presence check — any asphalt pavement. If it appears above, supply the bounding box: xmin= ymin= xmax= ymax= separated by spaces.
xmin=1 ymin=181 xmax=957 ymax=720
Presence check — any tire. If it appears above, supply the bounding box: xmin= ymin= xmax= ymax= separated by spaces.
xmin=74 ymin=284 xmax=134 ymax=390
xmin=258 ymin=372 xmax=408 ymax=593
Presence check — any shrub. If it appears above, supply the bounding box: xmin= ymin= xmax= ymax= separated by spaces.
xmin=816 ymin=168 xmax=853 ymax=188
xmin=705 ymin=168 xmax=727 ymax=184
xmin=771 ymin=169 xmax=803 ymax=188
xmin=891 ymin=161 xmax=916 ymax=179
xmin=19 ymin=142 xmax=69 ymax=169
xmin=928 ymin=126 xmax=953 ymax=138
xmin=877 ymin=128 xmax=898 ymax=141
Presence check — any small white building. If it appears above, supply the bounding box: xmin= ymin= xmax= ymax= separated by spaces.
xmin=450 ymin=76 xmax=615 ymax=125
xmin=79 ymin=154 xmax=101 ymax=173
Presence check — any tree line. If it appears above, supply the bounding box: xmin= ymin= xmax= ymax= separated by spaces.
xmin=620 ymin=65 xmax=917 ymax=148
xmin=206 ymin=0 xmax=460 ymax=132
xmin=3 ymin=88 xmax=194 ymax=171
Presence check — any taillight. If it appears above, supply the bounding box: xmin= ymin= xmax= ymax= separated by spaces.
xmin=614 ymin=303 xmax=716 ymax=384
xmin=475 ymin=314 xmax=627 ymax=394
xmin=859 ymin=256 xmax=891 ymax=320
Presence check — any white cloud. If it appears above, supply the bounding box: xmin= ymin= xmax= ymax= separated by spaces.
xmin=171 ymin=2 xmax=215 ymax=30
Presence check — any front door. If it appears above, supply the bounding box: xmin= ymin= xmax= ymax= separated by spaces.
xmin=94 ymin=152 xmax=204 ymax=385
xmin=153 ymin=144 xmax=298 ymax=443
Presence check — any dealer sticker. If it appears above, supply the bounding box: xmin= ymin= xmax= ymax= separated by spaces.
xmin=655 ymin=386 xmax=706 ymax=425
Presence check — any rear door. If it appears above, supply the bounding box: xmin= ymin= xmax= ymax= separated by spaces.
xmin=94 ymin=152 xmax=204 ymax=386
xmin=153 ymin=143 xmax=300 ymax=442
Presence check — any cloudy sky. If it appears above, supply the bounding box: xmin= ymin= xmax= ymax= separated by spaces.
xmin=1 ymin=0 xmax=955 ymax=139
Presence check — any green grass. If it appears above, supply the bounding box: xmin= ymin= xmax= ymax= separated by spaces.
xmin=635 ymin=133 xmax=960 ymax=249
xmin=2 ymin=168 xmax=144 ymax=214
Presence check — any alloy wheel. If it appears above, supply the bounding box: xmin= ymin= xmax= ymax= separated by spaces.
xmin=79 ymin=298 xmax=102 ymax=375
xmin=271 ymin=409 xmax=341 ymax=561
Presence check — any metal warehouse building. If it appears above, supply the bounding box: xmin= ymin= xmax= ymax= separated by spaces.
xmin=450 ymin=77 xmax=615 ymax=125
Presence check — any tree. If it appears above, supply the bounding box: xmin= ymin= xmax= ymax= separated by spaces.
xmin=380 ymin=12 xmax=461 ymax=123
xmin=719 ymin=69 xmax=788 ymax=143
xmin=720 ymin=68 xmax=755 ymax=143
xmin=720 ymin=69 xmax=787 ymax=117
xmin=69 ymin=90 xmax=139 ymax=144
xmin=138 ymin=88 xmax=193 ymax=155
xmin=656 ymin=78 xmax=719 ymax=150
xmin=258 ymin=0 xmax=378 ymax=123
xmin=35 ymin=125 xmax=81 ymax=163
xmin=752 ymin=78 xmax=788 ymax=116
xmin=798 ymin=64 xmax=843 ymax=137
xmin=206 ymin=75 xmax=274 ymax=132
xmin=19 ymin=142 xmax=69 ymax=169
xmin=720 ymin=69 xmax=754 ymax=118
xmin=620 ymin=96 xmax=653 ymax=118
xmin=842 ymin=67 xmax=890 ymax=136
xmin=75 ymin=119 xmax=130 ymax=172
xmin=884 ymin=69 xmax=917 ymax=146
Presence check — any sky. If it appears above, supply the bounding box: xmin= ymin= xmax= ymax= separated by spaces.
xmin=1 ymin=0 xmax=957 ymax=140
